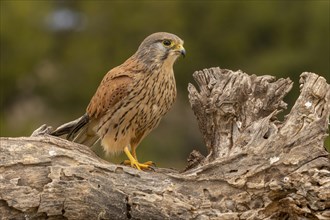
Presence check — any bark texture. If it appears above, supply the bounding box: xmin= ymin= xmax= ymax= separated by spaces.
xmin=1 ymin=69 xmax=329 ymax=220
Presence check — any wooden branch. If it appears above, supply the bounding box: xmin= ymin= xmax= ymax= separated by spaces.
xmin=1 ymin=69 xmax=329 ymax=220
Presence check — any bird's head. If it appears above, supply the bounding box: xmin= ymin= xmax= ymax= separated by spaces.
xmin=134 ymin=32 xmax=185 ymax=68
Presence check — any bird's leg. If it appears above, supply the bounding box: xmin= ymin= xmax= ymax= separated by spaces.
xmin=131 ymin=146 xmax=154 ymax=165
xmin=123 ymin=146 xmax=152 ymax=170
xmin=131 ymin=145 xmax=154 ymax=166
xmin=131 ymin=145 xmax=137 ymax=160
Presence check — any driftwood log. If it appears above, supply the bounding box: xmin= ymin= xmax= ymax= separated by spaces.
xmin=1 ymin=68 xmax=329 ymax=220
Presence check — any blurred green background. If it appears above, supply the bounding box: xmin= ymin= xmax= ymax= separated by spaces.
xmin=1 ymin=0 xmax=329 ymax=169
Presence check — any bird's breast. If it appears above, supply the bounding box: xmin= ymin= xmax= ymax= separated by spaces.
xmin=97 ymin=67 xmax=177 ymax=146
xmin=133 ymin=68 xmax=177 ymax=132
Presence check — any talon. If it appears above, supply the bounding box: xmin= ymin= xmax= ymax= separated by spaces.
xmin=123 ymin=147 xmax=153 ymax=170
xmin=122 ymin=160 xmax=154 ymax=170
xmin=143 ymin=161 xmax=154 ymax=166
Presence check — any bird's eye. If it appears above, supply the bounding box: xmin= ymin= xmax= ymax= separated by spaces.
xmin=162 ymin=39 xmax=172 ymax=47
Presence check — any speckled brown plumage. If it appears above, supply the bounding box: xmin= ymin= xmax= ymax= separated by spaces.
xmin=51 ymin=32 xmax=185 ymax=169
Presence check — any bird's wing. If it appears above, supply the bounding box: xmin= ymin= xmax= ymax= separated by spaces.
xmin=86 ymin=67 xmax=134 ymax=119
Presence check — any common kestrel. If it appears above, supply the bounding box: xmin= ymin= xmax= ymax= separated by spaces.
xmin=51 ymin=32 xmax=185 ymax=170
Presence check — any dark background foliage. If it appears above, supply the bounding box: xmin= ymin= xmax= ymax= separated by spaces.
xmin=1 ymin=0 xmax=329 ymax=168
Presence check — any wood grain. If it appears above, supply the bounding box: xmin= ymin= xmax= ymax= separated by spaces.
xmin=1 ymin=69 xmax=329 ymax=220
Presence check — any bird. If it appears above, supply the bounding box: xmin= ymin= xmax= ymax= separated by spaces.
xmin=51 ymin=32 xmax=185 ymax=170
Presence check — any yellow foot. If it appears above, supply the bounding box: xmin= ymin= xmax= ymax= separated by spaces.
xmin=123 ymin=146 xmax=154 ymax=170
xmin=122 ymin=160 xmax=154 ymax=170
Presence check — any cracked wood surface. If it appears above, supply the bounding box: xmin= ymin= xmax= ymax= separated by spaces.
xmin=1 ymin=69 xmax=329 ymax=220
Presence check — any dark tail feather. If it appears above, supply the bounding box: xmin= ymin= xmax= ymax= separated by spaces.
xmin=51 ymin=114 xmax=89 ymax=140
xmin=51 ymin=114 xmax=99 ymax=146
xmin=67 ymin=114 xmax=89 ymax=141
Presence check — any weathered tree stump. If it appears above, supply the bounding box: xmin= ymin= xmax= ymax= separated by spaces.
xmin=1 ymin=68 xmax=329 ymax=220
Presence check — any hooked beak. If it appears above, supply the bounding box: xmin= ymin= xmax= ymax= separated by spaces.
xmin=175 ymin=44 xmax=186 ymax=58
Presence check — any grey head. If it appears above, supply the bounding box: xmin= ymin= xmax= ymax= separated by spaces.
xmin=134 ymin=32 xmax=186 ymax=66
